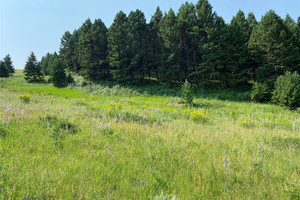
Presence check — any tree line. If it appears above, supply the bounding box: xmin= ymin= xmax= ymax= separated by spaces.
xmin=38 ymin=0 xmax=300 ymax=88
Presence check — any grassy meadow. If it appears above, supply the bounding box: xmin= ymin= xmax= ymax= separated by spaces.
xmin=0 ymin=70 xmax=299 ymax=199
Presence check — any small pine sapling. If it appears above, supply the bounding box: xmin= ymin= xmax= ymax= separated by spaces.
xmin=182 ymin=79 xmax=193 ymax=107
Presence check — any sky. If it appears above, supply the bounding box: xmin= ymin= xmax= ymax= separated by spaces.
xmin=0 ymin=0 xmax=299 ymax=69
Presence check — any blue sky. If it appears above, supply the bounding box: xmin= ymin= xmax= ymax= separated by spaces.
xmin=0 ymin=0 xmax=299 ymax=69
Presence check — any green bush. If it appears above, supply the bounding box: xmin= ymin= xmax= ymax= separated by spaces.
xmin=272 ymin=71 xmax=300 ymax=109
xmin=250 ymin=82 xmax=271 ymax=102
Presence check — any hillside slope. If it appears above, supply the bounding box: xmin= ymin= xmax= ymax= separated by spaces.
xmin=0 ymin=71 xmax=299 ymax=199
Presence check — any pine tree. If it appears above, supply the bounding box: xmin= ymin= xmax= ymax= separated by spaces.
xmin=77 ymin=19 xmax=93 ymax=78
xmin=49 ymin=57 xmax=68 ymax=87
xmin=272 ymin=71 xmax=300 ymax=109
xmin=246 ymin=12 xmax=257 ymax=33
xmin=0 ymin=60 xmax=9 ymax=78
xmin=89 ymin=19 xmax=108 ymax=79
xmin=182 ymin=79 xmax=193 ymax=107
xmin=177 ymin=2 xmax=198 ymax=82
xmin=59 ymin=30 xmax=80 ymax=73
xmin=194 ymin=0 xmax=216 ymax=86
xmin=200 ymin=15 xmax=229 ymax=87
xmin=3 ymin=54 xmax=14 ymax=76
xmin=40 ymin=53 xmax=51 ymax=75
xmin=127 ymin=9 xmax=148 ymax=82
xmin=24 ymin=52 xmax=44 ymax=82
xmin=59 ymin=31 xmax=73 ymax=69
xmin=107 ymin=11 xmax=130 ymax=80
xmin=76 ymin=18 xmax=108 ymax=80
xmin=249 ymin=10 xmax=300 ymax=84
xmin=160 ymin=9 xmax=180 ymax=82
xmin=227 ymin=10 xmax=251 ymax=86
xmin=148 ymin=7 xmax=164 ymax=80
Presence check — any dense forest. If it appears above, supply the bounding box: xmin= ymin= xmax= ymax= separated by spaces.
xmin=39 ymin=0 xmax=300 ymax=88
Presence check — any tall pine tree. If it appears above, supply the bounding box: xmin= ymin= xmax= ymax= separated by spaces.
xmin=3 ymin=54 xmax=14 ymax=76
xmin=195 ymin=0 xmax=218 ymax=86
xmin=59 ymin=30 xmax=80 ymax=73
xmin=160 ymin=9 xmax=180 ymax=82
xmin=177 ymin=2 xmax=198 ymax=82
xmin=107 ymin=11 xmax=130 ymax=81
xmin=148 ymin=7 xmax=164 ymax=80
xmin=127 ymin=9 xmax=148 ymax=82
xmin=77 ymin=19 xmax=108 ymax=80
xmin=40 ymin=52 xmax=52 ymax=75
xmin=249 ymin=10 xmax=300 ymax=84
xmin=0 ymin=60 xmax=9 ymax=78
xmin=49 ymin=57 xmax=68 ymax=87
xmin=227 ymin=10 xmax=251 ymax=86
xmin=24 ymin=52 xmax=44 ymax=82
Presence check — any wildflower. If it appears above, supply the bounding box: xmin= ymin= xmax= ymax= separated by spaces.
xmin=190 ymin=109 xmax=207 ymax=122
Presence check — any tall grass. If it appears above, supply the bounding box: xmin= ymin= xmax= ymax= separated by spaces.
xmin=0 ymin=71 xmax=299 ymax=199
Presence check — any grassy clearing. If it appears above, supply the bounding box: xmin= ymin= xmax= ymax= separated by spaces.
xmin=0 ymin=71 xmax=299 ymax=199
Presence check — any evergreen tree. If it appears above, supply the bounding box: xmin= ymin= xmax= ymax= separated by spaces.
xmin=40 ymin=52 xmax=51 ymax=75
xmin=194 ymin=0 xmax=216 ymax=86
xmin=284 ymin=15 xmax=300 ymax=74
xmin=182 ymin=79 xmax=193 ymax=107
xmin=249 ymin=10 xmax=300 ymax=84
xmin=148 ymin=7 xmax=164 ymax=80
xmin=227 ymin=10 xmax=251 ymax=86
xmin=24 ymin=52 xmax=44 ymax=82
xmin=200 ymin=15 xmax=229 ymax=87
xmin=0 ymin=61 xmax=9 ymax=78
xmin=59 ymin=30 xmax=80 ymax=73
xmin=59 ymin=31 xmax=73 ymax=69
xmin=177 ymin=2 xmax=198 ymax=82
xmin=246 ymin=12 xmax=257 ymax=33
xmin=49 ymin=57 xmax=68 ymax=87
xmin=77 ymin=19 xmax=93 ymax=78
xmin=3 ymin=54 xmax=14 ymax=76
xmin=160 ymin=9 xmax=180 ymax=82
xmin=127 ymin=9 xmax=148 ymax=82
xmin=272 ymin=71 xmax=300 ymax=109
xmin=77 ymin=19 xmax=108 ymax=80
xmin=107 ymin=11 xmax=130 ymax=80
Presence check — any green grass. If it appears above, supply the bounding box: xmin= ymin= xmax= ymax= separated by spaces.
xmin=0 ymin=71 xmax=299 ymax=199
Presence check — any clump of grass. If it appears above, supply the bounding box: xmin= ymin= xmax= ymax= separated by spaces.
xmin=19 ymin=94 xmax=30 ymax=103
xmin=73 ymin=83 xmax=142 ymax=97
xmin=154 ymin=191 xmax=178 ymax=200
xmin=40 ymin=115 xmax=78 ymax=135
xmin=39 ymin=115 xmax=79 ymax=149
xmin=238 ymin=116 xmax=254 ymax=128
xmin=0 ymin=123 xmax=10 ymax=138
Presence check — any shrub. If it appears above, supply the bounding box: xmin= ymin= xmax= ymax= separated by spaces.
xmin=250 ymin=82 xmax=271 ymax=102
xmin=19 ymin=94 xmax=30 ymax=103
xmin=272 ymin=71 xmax=300 ymax=109
xmin=181 ymin=79 xmax=193 ymax=107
